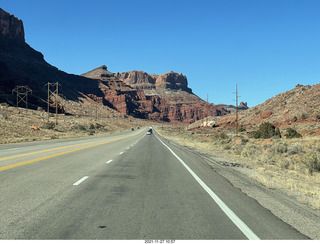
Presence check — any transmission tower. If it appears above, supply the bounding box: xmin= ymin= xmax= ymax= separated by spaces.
xmin=44 ymin=82 xmax=61 ymax=125
xmin=12 ymin=85 xmax=32 ymax=108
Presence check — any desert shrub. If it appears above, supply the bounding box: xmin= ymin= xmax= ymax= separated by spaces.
xmin=224 ymin=144 xmax=231 ymax=150
xmin=241 ymin=144 xmax=259 ymax=157
xmin=301 ymin=152 xmax=320 ymax=174
xmin=72 ymin=124 xmax=87 ymax=131
xmin=275 ymin=128 xmax=281 ymax=137
xmin=89 ymin=123 xmax=95 ymax=130
xmin=280 ymin=159 xmax=290 ymax=169
xmin=0 ymin=112 xmax=9 ymax=119
xmin=249 ymin=122 xmax=281 ymax=139
xmin=95 ymin=123 xmax=103 ymax=129
xmin=241 ymin=138 xmax=249 ymax=145
xmin=285 ymin=128 xmax=302 ymax=139
xmin=301 ymin=114 xmax=307 ymax=119
xmin=287 ymin=143 xmax=304 ymax=155
xmin=213 ymin=131 xmax=228 ymax=140
xmin=272 ymin=142 xmax=288 ymax=154
xmin=250 ymin=130 xmax=262 ymax=139
xmin=232 ymin=144 xmax=243 ymax=155
xmin=41 ymin=122 xmax=55 ymax=130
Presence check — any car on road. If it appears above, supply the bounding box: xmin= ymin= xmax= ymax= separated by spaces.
xmin=147 ymin=128 xmax=152 ymax=135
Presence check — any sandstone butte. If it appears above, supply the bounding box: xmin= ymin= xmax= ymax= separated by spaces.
xmin=81 ymin=65 xmax=230 ymax=123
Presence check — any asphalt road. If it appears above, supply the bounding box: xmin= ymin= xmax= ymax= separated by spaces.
xmin=0 ymin=128 xmax=309 ymax=240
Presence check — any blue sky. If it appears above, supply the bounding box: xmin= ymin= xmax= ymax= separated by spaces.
xmin=2 ymin=0 xmax=320 ymax=107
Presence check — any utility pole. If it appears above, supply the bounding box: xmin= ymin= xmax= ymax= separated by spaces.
xmin=44 ymin=82 xmax=61 ymax=124
xmin=12 ymin=85 xmax=32 ymax=108
xmin=47 ymin=83 xmax=50 ymax=122
xmin=95 ymin=103 xmax=98 ymax=121
xmin=55 ymin=82 xmax=59 ymax=126
xmin=235 ymin=84 xmax=239 ymax=134
xmin=206 ymin=94 xmax=209 ymax=127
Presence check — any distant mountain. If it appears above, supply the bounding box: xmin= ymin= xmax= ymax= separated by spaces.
xmin=217 ymin=102 xmax=249 ymax=113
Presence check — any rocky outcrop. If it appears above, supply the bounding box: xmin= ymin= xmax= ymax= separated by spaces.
xmin=83 ymin=66 xmax=229 ymax=122
xmin=114 ymin=71 xmax=156 ymax=88
xmin=217 ymin=101 xmax=249 ymax=113
xmin=155 ymin=71 xmax=192 ymax=93
xmin=0 ymin=8 xmax=24 ymax=40
xmin=114 ymin=70 xmax=194 ymax=99
xmin=81 ymin=65 xmax=114 ymax=79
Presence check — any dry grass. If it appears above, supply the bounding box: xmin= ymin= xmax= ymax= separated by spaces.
xmin=0 ymin=104 xmax=151 ymax=144
xmin=157 ymin=125 xmax=320 ymax=211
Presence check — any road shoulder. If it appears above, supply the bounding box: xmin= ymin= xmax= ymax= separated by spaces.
xmin=159 ymin=133 xmax=320 ymax=240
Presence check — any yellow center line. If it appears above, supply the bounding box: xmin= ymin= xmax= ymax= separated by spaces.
xmin=0 ymin=130 xmax=143 ymax=162
xmin=0 ymin=139 xmax=110 ymax=162
xmin=0 ymin=130 xmax=144 ymax=172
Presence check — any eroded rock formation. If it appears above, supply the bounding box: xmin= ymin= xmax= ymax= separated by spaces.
xmin=0 ymin=8 xmax=24 ymax=40
xmin=83 ymin=66 xmax=229 ymax=122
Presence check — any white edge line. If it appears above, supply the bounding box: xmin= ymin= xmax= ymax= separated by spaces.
xmin=106 ymin=159 xmax=113 ymax=164
xmin=154 ymin=134 xmax=260 ymax=240
xmin=73 ymin=176 xmax=89 ymax=186
xmin=119 ymin=152 xmax=124 ymax=155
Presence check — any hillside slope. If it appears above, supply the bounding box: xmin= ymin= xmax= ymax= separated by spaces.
xmin=184 ymin=84 xmax=320 ymax=135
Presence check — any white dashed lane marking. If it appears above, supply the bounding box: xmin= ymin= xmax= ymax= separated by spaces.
xmin=73 ymin=176 xmax=89 ymax=186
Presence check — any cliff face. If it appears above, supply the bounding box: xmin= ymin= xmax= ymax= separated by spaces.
xmin=0 ymin=8 xmax=24 ymax=40
xmin=83 ymin=66 xmax=229 ymax=123
xmin=0 ymin=8 xmax=104 ymax=110
xmin=114 ymin=70 xmax=194 ymax=99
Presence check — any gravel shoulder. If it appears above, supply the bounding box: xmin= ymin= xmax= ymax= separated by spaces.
xmin=164 ymin=135 xmax=320 ymax=240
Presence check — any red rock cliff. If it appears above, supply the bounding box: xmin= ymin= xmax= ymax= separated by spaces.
xmin=83 ymin=66 xmax=229 ymax=123
xmin=0 ymin=8 xmax=24 ymax=40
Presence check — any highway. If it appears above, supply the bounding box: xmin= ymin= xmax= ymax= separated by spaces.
xmin=0 ymin=128 xmax=308 ymax=240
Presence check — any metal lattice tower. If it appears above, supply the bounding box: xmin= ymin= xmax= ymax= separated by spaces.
xmin=44 ymin=82 xmax=61 ymax=125
xmin=12 ymin=85 xmax=32 ymax=108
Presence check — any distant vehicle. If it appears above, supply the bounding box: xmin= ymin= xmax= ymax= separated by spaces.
xmin=147 ymin=128 xmax=152 ymax=135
